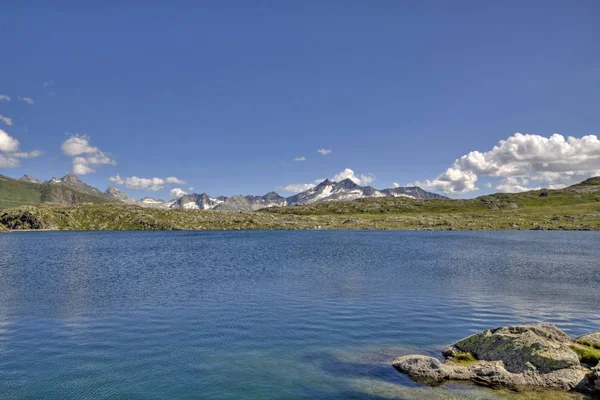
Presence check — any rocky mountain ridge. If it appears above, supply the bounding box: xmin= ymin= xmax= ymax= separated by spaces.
xmin=3 ymin=173 xmax=447 ymax=211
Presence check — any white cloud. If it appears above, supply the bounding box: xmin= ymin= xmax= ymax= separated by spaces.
xmin=108 ymin=174 xmax=124 ymax=185
xmin=170 ymin=188 xmax=187 ymax=198
xmin=165 ymin=176 xmax=186 ymax=184
xmin=333 ymin=168 xmax=375 ymax=185
xmin=293 ymin=157 xmax=306 ymax=161
xmin=61 ymin=135 xmax=98 ymax=155
xmin=277 ymin=169 xmax=374 ymax=193
xmin=411 ymin=133 xmax=600 ymax=195
xmin=496 ymin=177 xmax=542 ymax=193
xmin=317 ymin=148 xmax=332 ymax=155
xmin=0 ymin=129 xmax=21 ymax=152
xmin=484 ymin=182 xmax=492 ymax=189
xmin=412 ymin=167 xmax=478 ymax=195
xmin=109 ymin=175 xmax=186 ymax=191
xmin=0 ymin=129 xmax=42 ymax=168
xmin=277 ymin=183 xmax=317 ymax=193
xmin=12 ymin=150 xmax=43 ymax=158
xmin=61 ymin=134 xmax=116 ymax=175
xmin=0 ymin=94 xmax=10 ymax=101
xmin=19 ymin=97 xmax=35 ymax=105
xmin=0 ymin=154 xmax=20 ymax=168
xmin=0 ymin=115 xmax=13 ymax=126
xmin=392 ymin=182 xmax=400 ymax=188
xmin=43 ymin=81 xmax=54 ymax=88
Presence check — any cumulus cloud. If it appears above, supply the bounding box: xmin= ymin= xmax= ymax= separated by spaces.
xmin=317 ymin=148 xmax=332 ymax=155
xmin=392 ymin=182 xmax=400 ymax=188
xmin=108 ymin=174 xmax=124 ymax=185
xmin=277 ymin=168 xmax=374 ymax=193
xmin=496 ymin=177 xmax=542 ymax=193
xmin=170 ymin=188 xmax=188 ymax=198
xmin=12 ymin=150 xmax=43 ymax=158
xmin=19 ymin=97 xmax=35 ymax=105
xmin=61 ymin=134 xmax=116 ymax=175
xmin=165 ymin=177 xmax=186 ymax=184
xmin=293 ymin=157 xmax=306 ymax=161
xmin=411 ymin=133 xmax=600 ymax=195
xmin=0 ymin=130 xmax=20 ymax=153
xmin=109 ymin=174 xmax=187 ymax=191
xmin=0 ymin=94 xmax=10 ymax=101
xmin=333 ymin=168 xmax=375 ymax=185
xmin=277 ymin=183 xmax=317 ymax=193
xmin=0 ymin=129 xmax=42 ymax=168
xmin=0 ymin=115 xmax=13 ymax=126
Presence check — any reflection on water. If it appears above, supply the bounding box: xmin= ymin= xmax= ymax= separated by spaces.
xmin=0 ymin=231 xmax=598 ymax=399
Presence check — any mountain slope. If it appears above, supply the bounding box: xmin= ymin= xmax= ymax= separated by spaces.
xmin=0 ymin=173 xmax=447 ymax=211
xmin=2 ymin=177 xmax=600 ymax=231
xmin=0 ymin=174 xmax=117 ymax=209
xmin=381 ymin=186 xmax=447 ymax=199
xmin=170 ymin=193 xmax=225 ymax=210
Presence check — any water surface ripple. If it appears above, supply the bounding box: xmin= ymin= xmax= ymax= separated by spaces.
xmin=0 ymin=231 xmax=598 ymax=399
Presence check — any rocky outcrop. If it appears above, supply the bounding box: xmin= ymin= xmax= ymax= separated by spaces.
xmin=393 ymin=323 xmax=599 ymax=394
xmin=0 ymin=210 xmax=44 ymax=229
xmin=444 ymin=324 xmax=579 ymax=373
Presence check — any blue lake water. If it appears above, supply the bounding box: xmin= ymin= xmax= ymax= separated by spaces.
xmin=0 ymin=230 xmax=599 ymax=399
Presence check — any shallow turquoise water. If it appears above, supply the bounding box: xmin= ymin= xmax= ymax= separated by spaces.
xmin=0 ymin=230 xmax=598 ymax=399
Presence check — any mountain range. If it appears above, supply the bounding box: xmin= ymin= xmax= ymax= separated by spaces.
xmin=0 ymin=173 xmax=446 ymax=211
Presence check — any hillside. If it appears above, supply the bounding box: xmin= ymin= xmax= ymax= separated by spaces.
xmin=1 ymin=177 xmax=599 ymax=231
xmin=260 ymin=180 xmax=600 ymax=216
xmin=0 ymin=174 xmax=117 ymax=209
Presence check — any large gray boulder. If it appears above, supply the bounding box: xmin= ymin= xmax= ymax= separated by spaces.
xmin=444 ymin=323 xmax=579 ymax=373
xmin=393 ymin=323 xmax=599 ymax=394
xmin=393 ymin=356 xmax=589 ymax=391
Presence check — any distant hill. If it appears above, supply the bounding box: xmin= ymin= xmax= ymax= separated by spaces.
xmin=0 ymin=172 xmax=447 ymax=211
xmin=0 ymin=174 xmax=117 ymax=209
xmin=1 ymin=177 xmax=600 ymax=231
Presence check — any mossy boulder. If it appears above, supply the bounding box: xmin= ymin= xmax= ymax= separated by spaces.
xmin=393 ymin=323 xmax=599 ymax=394
xmin=446 ymin=323 xmax=579 ymax=373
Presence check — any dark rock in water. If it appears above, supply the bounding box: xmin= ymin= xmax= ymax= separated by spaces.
xmin=393 ymin=323 xmax=599 ymax=394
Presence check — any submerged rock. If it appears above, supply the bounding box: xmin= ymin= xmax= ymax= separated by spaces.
xmin=393 ymin=323 xmax=599 ymax=394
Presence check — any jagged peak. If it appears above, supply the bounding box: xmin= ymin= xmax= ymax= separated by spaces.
xmin=105 ymin=186 xmax=124 ymax=194
xmin=316 ymin=179 xmax=334 ymax=187
xmin=18 ymin=174 xmax=41 ymax=183
xmin=336 ymin=178 xmax=361 ymax=188
xmin=60 ymin=173 xmax=85 ymax=185
xmin=263 ymin=191 xmax=283 ymax=199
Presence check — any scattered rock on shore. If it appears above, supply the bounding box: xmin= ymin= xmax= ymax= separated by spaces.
xmin=393 ymin=323 xmax=599 ymax=394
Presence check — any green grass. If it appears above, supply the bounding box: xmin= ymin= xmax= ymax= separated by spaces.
xmin=0 ymin=174 xmax=114 ymax=209
xmin=449 ymin=352 xmax=478 ymax=366
xmin=0 ymin=175 xmax=43 ymax=208
xmin=2 ymin=176 xmax=600 ymax=232
xmin=570 ymin=344 xmax=600 ymax=367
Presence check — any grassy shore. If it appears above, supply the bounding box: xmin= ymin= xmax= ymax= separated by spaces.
xmin=1 ymin=178 xmax=600 ymax=231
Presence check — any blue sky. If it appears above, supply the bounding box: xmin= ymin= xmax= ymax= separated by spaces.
xmin=1 ymin=1 xmax=599 ymax=199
